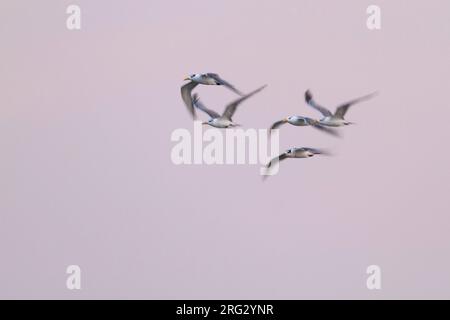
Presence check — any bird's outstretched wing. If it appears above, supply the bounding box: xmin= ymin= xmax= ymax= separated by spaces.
xmin=206 ymin=73 xmax=244 ymax=96
xmin=192 ymin=94 xmax=221 ymax=119
xmin=304 ymin=117 xmax=339 ymax=136
xmin=309 ymin=122 xmax=341 ymax=137
xmin=270 ymin=119 xmax=288 ymax=131
xmin=305 ymin=90 xmax=333 ymax=117
xmin=334 ymin=92 xmax=378 ymax=119
xmin=266 ymin=152 xmax=288 ymax=168
xmin=181 ymin=81 xmax=199 ymax=118
xmin=222 ymin=85 xmax=267 ymax=121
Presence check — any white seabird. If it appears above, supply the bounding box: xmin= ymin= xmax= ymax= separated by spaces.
xmin=193 ymin=85 xmax=267 ymax=128
xmin=305 ymin=90 xmax=377 ymax=127
xmin=266 ymin=147 xmax=329 ymax=168
xmin=269 ymin=116 xmax=340 ymax=137
xmin=181 ymin=73 xmax=244 ymax=119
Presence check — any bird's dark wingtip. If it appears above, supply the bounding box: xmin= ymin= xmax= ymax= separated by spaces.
xmin=305 ymin=89 xmax=312 ymax=102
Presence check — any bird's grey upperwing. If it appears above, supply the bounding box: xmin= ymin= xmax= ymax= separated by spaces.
xmin=266 ymin=152 xmax=288 ymax=168
xmin=206 ymin=73 xmax=244 ymax=96
xmin=181 ymin=81 xmax=199 ymax=119
xmin=270 ymin=119 xmax=288 ymax=131
xmin=305 ymin=90 xmax=333 ymax=117
xmin=310 ymin=123 xmax=341 ymax=137
xmin=192 ymin=94 xmax=221 ymax=119
xmin=334 ymin=92 xmax=378 ymax=119
xmin=222 ymin=85 xmax=267 ymax=121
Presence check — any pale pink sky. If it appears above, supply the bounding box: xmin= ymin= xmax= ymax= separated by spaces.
xmin=1 ymin=0 xmax=449 ymax=299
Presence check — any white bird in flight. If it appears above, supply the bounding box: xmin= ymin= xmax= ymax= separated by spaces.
xmin=181 ymin=73 xmax=244 ymax=119
xmin=193 ymin=85 xmax=267 ymax=128
xmin=269 ymin=115 xmax=340 ymax=137
xmin=305 ymin=90 xmax=377 ymax=127
xmin=266 ymin=147 xmax=330 ymax=169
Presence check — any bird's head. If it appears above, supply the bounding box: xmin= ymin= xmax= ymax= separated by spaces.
xmin=184 ymin=74 xmax=198 ymax=81
xmin=286 ymin=149 xmax=295 ymax=157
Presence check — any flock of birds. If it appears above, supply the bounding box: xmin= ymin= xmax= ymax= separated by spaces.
xmin=180 ymin=73 xmax=377 ymax=173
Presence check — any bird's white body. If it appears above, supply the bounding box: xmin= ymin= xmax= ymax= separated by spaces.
xmin=291 ymin=148 xmax=315 ymax=158
xmin=287 ymin=116 xmax=314 ymax=126
xmin=319 ymin=116 xmax=349 ymax=127
xmin=190 ymin=74 xmax=221 ymax=85
xmin=204 ymin=118 xmax=235 ymax=128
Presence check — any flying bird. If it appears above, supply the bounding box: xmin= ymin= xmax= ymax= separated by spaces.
xmin=185 ymin=73 xmax=244 ymax=95
xmin=181 ymin=73 xmax=244 ymax=119
xmin=180 ymin=81 xmax=200 ymax=119
xmin=269 ymin=116 xmax=340 ymax=137
xmin=305 ymin=90 xmax=377 ymax=127
xmin=193 ymin=85 xmax=267 ymax=128
xmin=266 ymin=147 xmax=329 ymax=168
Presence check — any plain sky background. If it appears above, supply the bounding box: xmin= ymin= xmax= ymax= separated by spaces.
xmin=1 ymin=0 xmax=449 ymax=299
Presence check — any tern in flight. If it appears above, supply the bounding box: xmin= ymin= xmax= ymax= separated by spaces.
xmin=269 ymin=116 xmax=340 ymax=137
xmin=305 ymin=90 xmax=377 ymax=127
xmin=181 ymin=73 xmax=244 ymax=118
xmin=266 ymin=147 xmax=329 ymax=168
xmin=192 ymin=85 xmax=267 ymax=128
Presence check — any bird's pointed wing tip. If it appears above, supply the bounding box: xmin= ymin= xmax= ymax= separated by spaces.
xmin=305 ymin=90 xmax=313 ymax=101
